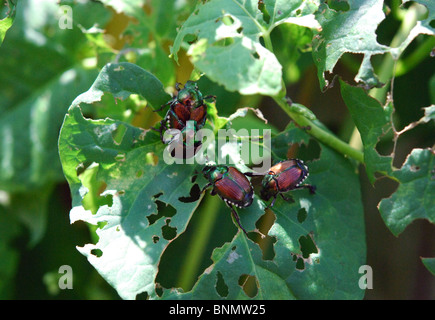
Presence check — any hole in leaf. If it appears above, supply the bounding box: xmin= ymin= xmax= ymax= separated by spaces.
xmin=145 ymin=152 xmax=159 ymax=166
xmin=90 ymin=248 xmax=103 ymax=257
xmin=75 ymin=161 xmax=93 ymax=177
xmin=136 ymin=291 xmax=149 ymax=300
xmin=147 ymin=200 xmax=176 ymax=225
xmin=152 ymin=235 xmax=160 ymax=243
xmin=184 ymin=33 xmax=198 ymax=44
xmin=136 ymin=169 xmax=143 ymax=178
xmin=80 ymin=163 xmax=114 ymax=215
xmin=256 ymin=208 xmax=275 ymax=235
xmin=112 ymin=123 xmax=127 ymax=145
xmin=215 ymin=271 xmax=229 ymax=297
xmin=222 ymin=15 xmax=235 ymax=26
xmin=252 ymin=210 xmax=277 ymax=260
xmin=410 ymin=165 xmax=420 ymax=172
xmin=297 ymin=139 xmax=322 ymax=162
xmin=162 ymin=219 xmax=177 ymax=240
xmin=213 ymin=37 xmax=235 ymax=47
xmin=236 ymin=26 xmax=243 ymax=34
xmin=238 ymin=274 xmax=258 ymax=298
xmin=115 ymin=153 xmax=126 ymax=161
xmin=250 ymin=231 xmax=277 ymax=261
xmin=179 ymin=184 xmax=201 ymax=203
xmin=295 ymin=257 xmax=305 ymax=270
xmin=375 ymin=133 xmax=394 ymax=156
xmin=297 ymin=208 xmax=308 ymax=223
xmin=338 ymin=53 xmax=364 ymax=84
xmin=293 ymin=233 xmax=319 ymax=271
xmin=251 ymin=51 xmax=260 ymax=60
xmin=326 ymin=0 xmax=350 ymax=12
xmin=299 ymin=234 xmax=318 ymax=259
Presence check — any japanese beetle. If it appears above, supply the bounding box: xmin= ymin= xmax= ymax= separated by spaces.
xmin=163 ymin=121 xmax=203 ymax=159
xmin=158 ymin=81 xmax=211 ymax=135
xmin=259 ymin=159 xmax=316 ymax=208
xmin=202 ymin=165 xmax=254 ymax=235
xmin=153 ymin=81 xmax=214 ymax=159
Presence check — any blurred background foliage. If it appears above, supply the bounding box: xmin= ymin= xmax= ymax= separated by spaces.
xmin=0 ymin=0 xmax=434 ymax=299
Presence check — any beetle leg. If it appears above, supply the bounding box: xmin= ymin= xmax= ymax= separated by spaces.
xmin=295 ymin=184 xmax=316 ymax=194
xmin=200 ymin=182 xmax=212 ymax=194
xmin=243 ymin=171 xmax=264 ymax=177
xmin=153 ymin=101 xmax=171 ymax=113
xmin=280 ymin=194 xmax=291 ymax=201
xmin=228 ymin=205 xmax=248 ymax=236
xmin=204 ymin=95 xmax=216 ymax=103
xmin=269 ymin=195 xmax=277 ymax=208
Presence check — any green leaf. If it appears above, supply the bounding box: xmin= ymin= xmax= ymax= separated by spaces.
xmin=0 ymin=205 xmax=21 ymax=299
xmin=340 ymin=79 xmax=393 ymax=183
xmin=165 ymin=124 xmax=366 ymax=300
xmin=60 ymin=104 xmax=204 ymax=300
xmin=312 ymin=0 xmax=390 ymax=89
xmin=422 ymin=257 xmax=435 ymax=276
xmin=0 ymin=67 xmax=99 ymax=191
xmin=388 ymin=1 xmax=435 ymax=61
xmin=0 ymin=0 xmax=16 ymax=46
xmin=171 ymin=0 xmax=319 ymax=95
xmin=71 ymin=62 xmax=171 ymax=116
xmin=378 ymin=148 xmax=435 ymax=236
xmin=0 ymin=0 xmax=111 ymax=191
xmin=58 ymin=64 xmax=214 ymax=299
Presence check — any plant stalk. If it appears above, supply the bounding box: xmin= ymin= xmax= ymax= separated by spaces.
xmin=273 ymin=97 xmax=364 ymax=163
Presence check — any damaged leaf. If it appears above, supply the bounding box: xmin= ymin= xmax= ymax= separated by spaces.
xmin=312 ymin=0 xmax=390 ymax=89
xmin=340 ymin=79 xmax=393 ymax=183
xmin=171 ymin=0 xmax=320 ymax=95
xmin=378 ymin=148 xmax=435 ymax=237
xmin=165 ymin=124 xmax=366 ymax=300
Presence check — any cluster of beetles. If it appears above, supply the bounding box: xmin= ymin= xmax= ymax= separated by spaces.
xmin=154 ymin=81 xmax=316 ymax=235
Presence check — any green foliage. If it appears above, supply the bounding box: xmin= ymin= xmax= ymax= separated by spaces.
xmin=379 ymin=148 xmax=435 ymax=236
xmin=1 ymin=0 xmax=434 ymax=300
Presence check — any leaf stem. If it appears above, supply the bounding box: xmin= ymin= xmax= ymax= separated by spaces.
xmin=273 ymin=96 xmax=364 ymax=163
xmin=262 ymin=30 xmax=274 ymax=53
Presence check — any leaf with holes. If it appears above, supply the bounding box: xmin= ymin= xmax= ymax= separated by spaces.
xmin=312 ymin=0 xmax=390 ymax=89
xmin=393 ymin=0 xmax=435 ymax=58
xmin=164 ymin=124 xmax=366 ymax=299
xmin=378 ymin=148 xmax=435 ymax=237
xmin=58 ymin=63 xmax=205 ymax=299
xmin=171 ymin=0 xmax=320 ymax=95
xmin=59 ymin=104 xmax=205 ymax=300
xmin=340 ymin=79 xmax=393 ymax=183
